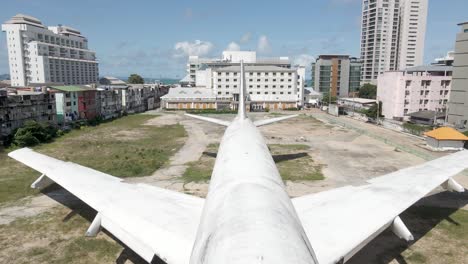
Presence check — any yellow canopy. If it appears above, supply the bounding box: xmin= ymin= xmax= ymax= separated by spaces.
xmin=424 ymin=127 xmax=468 ymax=141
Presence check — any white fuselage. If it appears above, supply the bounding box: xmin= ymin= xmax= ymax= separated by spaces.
xmin=190 ymin=116 xmax=318 ymax=264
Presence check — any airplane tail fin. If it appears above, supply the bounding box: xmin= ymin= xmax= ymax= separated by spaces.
xmin=238 ymin=60 xmax=247 ymax=119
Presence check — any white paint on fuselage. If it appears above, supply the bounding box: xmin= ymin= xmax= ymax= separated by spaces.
xmin=190 ymin=116 xmax=318 ymax=264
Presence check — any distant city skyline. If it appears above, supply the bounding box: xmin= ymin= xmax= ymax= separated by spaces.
xmin=0 ymin=0 xmax=467 ymax=78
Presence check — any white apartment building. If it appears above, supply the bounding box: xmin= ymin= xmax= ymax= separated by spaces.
xmin=360 ymin=0 xmax=428 ymax=83
xmin=2 ymin=14 xmax=98 ymax=87
xmin=397 ymin=0 xmax=427 ymax=69
xmin=377 ymin=65 xmax=452 ymax=120
xmin=187 ymin=51 xmax=291 ymax=85
xmin=192 ymin=51 xmax=305 ymax=109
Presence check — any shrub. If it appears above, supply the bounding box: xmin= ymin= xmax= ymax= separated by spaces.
xmin=402 ymin=122 xmax=431 ymax=136
xmin=13 ymin=120 xmax=58 ymax=147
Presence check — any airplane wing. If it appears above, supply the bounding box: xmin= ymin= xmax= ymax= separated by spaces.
xmin=253 ymin=114 xmax=299 ymax=127
xmin=292 ymin=150 xmax=468 ymax=264
xmin=8 ymin=148 xmax=204 ymax=264
xmin=184 ymin=113 xmax=230 ymax=126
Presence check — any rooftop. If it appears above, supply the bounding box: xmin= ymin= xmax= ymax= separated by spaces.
xmin=48 ymin=85 xmax=95 ymax=92
xmin=339 ymin=97 xmax=377 ymax=104
xmin=4 ymin=14 xmax=45 ymax=28
xmin=214 ymin=65 xmax=296 ymax=73
xmin=161 ymin=87 xmax=215 ymax=99
xmin=424 ymin=127 xmax=468 ymax=141
xmin=408 ymin=110 xmax=446 ymax=120
xmin=404 ymin=65 xmax=452 ymax=72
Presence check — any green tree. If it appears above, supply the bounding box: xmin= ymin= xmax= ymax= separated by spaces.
xmin=321 ymin=93 xmax=337 ymax=105
xmin=13 ymin=121 xmax=57 ymax=147
xmin=127 ymin=74 xmax=144 ymax=84
xmin=365 ymin=101 xmax=383 ymax=119
xmin=358 ymin=83 xmax=377 ymax=99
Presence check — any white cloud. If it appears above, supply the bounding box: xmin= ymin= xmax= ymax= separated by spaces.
xmin=293 ymin=54 xmax=315 ymax=67
xmin=173 ymin=40 xmax=214 ymax=57
xmin=240 ymin=32 xmax=251 ymax=44
xmin=226 ymin=42 xmax=240 ymax=51
xmin=257 ymin=35 xmax=271 ymax=53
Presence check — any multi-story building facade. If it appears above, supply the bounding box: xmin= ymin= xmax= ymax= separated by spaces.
xmin=0 ymin=89 xmax=56 ymax=140
xmin=377 ymin=65 xmax=452 ymax=120
xmin=2 ymin=14 xmax=99 ymax=87
xmin=186 ymin=51 xmax=291 ymax=86
xmin=447 ymin=22 xmax=468 ymax=127
xmin=191 ymin=51 xmax=305 ymax=110
xmin=360 ymin=0 xmax=427 ymax=83
xmin=311 ymin=55 xmax=361 ymax=97
xmin=48 ymin=85 xmax=98 ymax=124
xmin=96 ymin=88 xmax=123 ymax=120
xmin=397 ymin=0 xmax=428 ymax=70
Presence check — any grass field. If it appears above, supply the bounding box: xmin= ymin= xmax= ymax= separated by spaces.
xmin=0 ymin=114 xmax=186 ymax=205
xmin=182 ymin=143 xmax=324 ymax=183
xmin=350 ymin=206 xmax=468 ymax=264
xmin=0 ymin=206 xmax=124 ymax=264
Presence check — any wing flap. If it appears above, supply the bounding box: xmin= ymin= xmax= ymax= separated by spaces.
xmin=293 ymin=150 xmax=468 ymax=264
xmin=8 ymin=148 xmax=204 ymax=264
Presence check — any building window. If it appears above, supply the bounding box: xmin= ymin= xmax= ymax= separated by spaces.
xmin=265 ymin=92 xmax=269 ymax=94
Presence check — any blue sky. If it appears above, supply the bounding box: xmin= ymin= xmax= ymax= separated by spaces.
xmin=0 ymin=0 xmax=467 ymax=78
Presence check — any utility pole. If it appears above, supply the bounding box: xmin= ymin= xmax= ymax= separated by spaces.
xmin=376 ymin=97 xmax=380 ymax=125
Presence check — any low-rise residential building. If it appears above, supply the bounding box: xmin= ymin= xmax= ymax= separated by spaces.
xmin=0 ymin=89 xmax=56 ymax=140
xmin=96 ymin=88 xmax=123 ymax=120
xmin=377 ymin=65 xmax=452 ymax=121
xmin=311 ymin=55 xmax=361 ymax=97
xmin=48 ymin=85 xmax=97 ymax=123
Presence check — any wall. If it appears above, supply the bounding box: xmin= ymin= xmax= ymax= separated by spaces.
xmin=378 ymin=70 xmax=451 ymax=120
xmin=448 ymin=23 xmax=468 ymax=126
